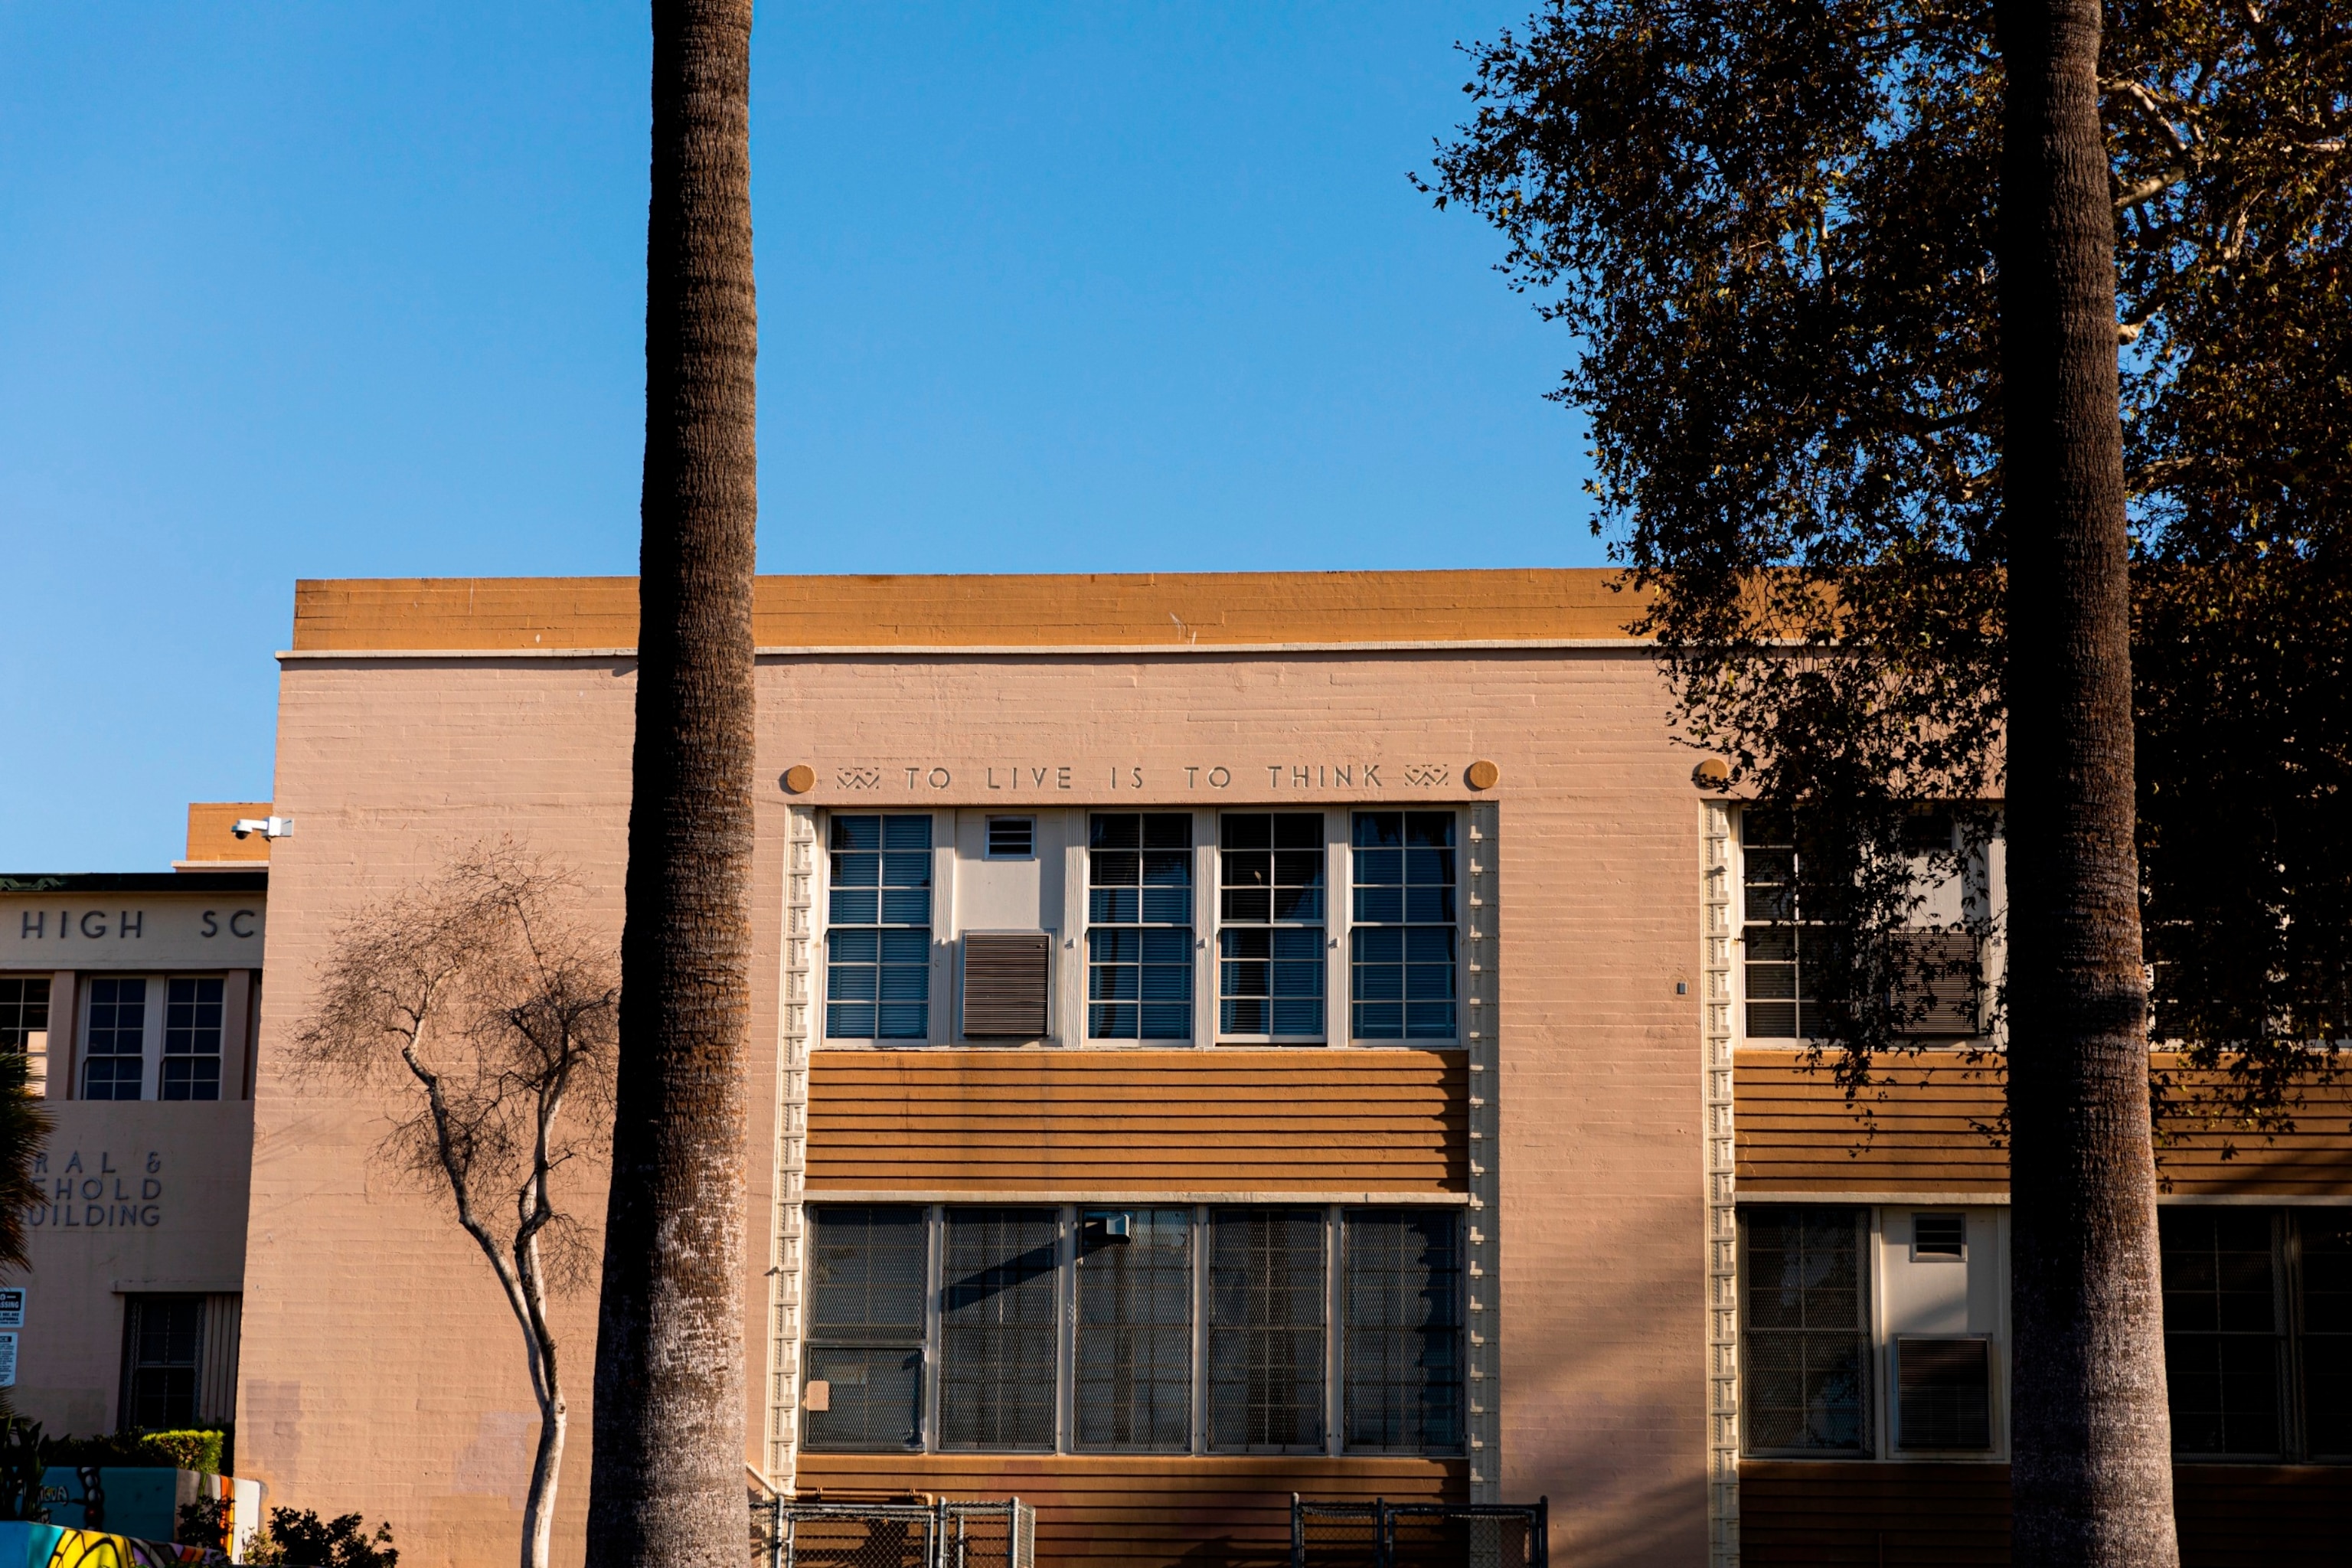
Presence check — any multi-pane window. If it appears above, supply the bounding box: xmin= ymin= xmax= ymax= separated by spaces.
xmin=1218 ymin=813 xmax=1326 ymax=1041
xmin=1208 ymin=1207 xmax=1327 ymax=1452
xmin=804 ymin=1204 xmax=1462 ymax=1457
xmin=1343 ymin=1209 xmax=1463 ymax=1453
xmin=826 ymin=815 xmax=934 ymax=1040
xmin=1088 ymin=813 xmax=1194 ymax=1040
xmin=2161 ymin=1207 xmax=2286 ymax=1456
xmin=0 ymin=978 xmax=49 ymax=1098
xmin=83 ymin=977 xmax=147 ymax=1101
xmin=1741 ymin=810 xmax=1820 ymax=1040
xmin=1740 ymin=1207 xmax=1870 ymax=1454
xmin=120 ymin=1295 xmax=204 ymax=1429
xmin=1350 ymin=812 xmax=1456 ymax=1041
xmin=1076 ymin=1208 xmax=1194 ymax=1452
xmin=940 ymin=1208 xmax=1060 ymax=1451
xmin=805 ymin=1206 xmax=927 ymax=1451
xmin=161 ymin=978 xmax=224 ymax=1101
xmin=2305 ymin=1211 xmax=2352 ymax=1459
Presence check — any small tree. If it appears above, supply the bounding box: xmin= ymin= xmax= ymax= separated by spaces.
xmin=292 ymin=845 xmax=616 ymax=1568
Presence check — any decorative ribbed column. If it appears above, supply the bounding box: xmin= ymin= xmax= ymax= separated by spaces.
xmin=1702 ymin=800 xmax=1740 ymax=1567
xmin=1465 ymin=801 xmax=1502 ymax=1503
xmin=764 ymin=805 xmax=817 ymax=1488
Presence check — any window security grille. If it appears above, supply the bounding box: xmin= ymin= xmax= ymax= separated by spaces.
xmin=941 ymin=1209 xmax=1059 ymax=1451
xmin=1912 ymin=1213 xmax=1967 ymax=1259
xmin=162 ymin=976 xmax=224 ymax=1100
xmin=1208 ymin=1207 xmax=1326 ymax=1452
xmin=1343 ymin=1209 xmax=1464 ymax=1454
xmin=1349 ymin=812 xmax=1457 ymax=1041
xmin=961 ymin=933 xmax=1050 ymax=1038
xmin=1218 ymin=813 xmax=1326 ymax=1041
xmin=1896 ymin=1337 xmax=1992 ymax=1450
xmin=1087 ymin=814 xmax=1194 ymax=1040
xmin=827 ymin=815 xmax=933 ymax=1040
xmin=1739 ymin=1207 xmax=1870 ymax=1454
xmin=805 ymin=1206 xmax=927 ymax=1451
xmin=1075 ymin=1208 xmax=1193 ymax=1452
xmin=987 ymin=817 xmax=1036 ymax=859
xmin=2161 ymin=1207 xmax=2284 ymax=1456
xmin=83 ymin=977 xmax=146 ymax=1100
xmin=120 ymin=1295 xmax=204 ymax=1429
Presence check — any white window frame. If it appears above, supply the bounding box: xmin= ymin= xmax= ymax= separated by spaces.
xmin=814 ymin=809 xmax=949 ymax=1050
xmin=1341 ymin=805 xmax=1465 ymax=1049
xmin=1209 ymin=808 xmax=1338 ymax=1047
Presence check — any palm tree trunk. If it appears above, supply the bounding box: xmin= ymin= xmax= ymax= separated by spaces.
xmin=1996 ymin=2 xmax=2178 ymax=1563
xmin=585 ymin=2 xmax=758 ymax=1566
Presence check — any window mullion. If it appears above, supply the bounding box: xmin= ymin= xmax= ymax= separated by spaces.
xmin=1326 ymin=1205 xmax=1343 ymax=1455
xmin=924 ymin=1204 xmax=943 ymax=1453
xmin=1191 ymin=1205 xmax=1208 ymax=1455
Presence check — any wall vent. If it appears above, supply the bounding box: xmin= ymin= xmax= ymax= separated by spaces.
xmin=962 ymin=932 xmax=1050 ymax=1037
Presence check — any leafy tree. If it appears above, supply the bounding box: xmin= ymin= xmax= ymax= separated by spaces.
xmin=1421 ymin=0 xmax=2347 ymax=1560
xmin=220 ymin=1505 xmax=398 ymax=1568
xmin=0 ymin=1043 xmax=51 ymax=1432
xmin=586 ymin=3 xmax=760 ymax=1567
xmin=291 ymin=844 xmax=616 ymax=1568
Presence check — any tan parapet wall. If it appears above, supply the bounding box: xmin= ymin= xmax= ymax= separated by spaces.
xmin=286 ymin=569 xmax=1652 ymax=653
xmin=246 ymin=574 xmax=1717 ymax=1568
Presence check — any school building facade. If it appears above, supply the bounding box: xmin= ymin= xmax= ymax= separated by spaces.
xmin=198 ymin=570 xmax=2352 ymax=1567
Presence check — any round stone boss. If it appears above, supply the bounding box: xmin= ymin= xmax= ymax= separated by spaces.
xmin=782 ymin=763 xmax=817 ymax=794
xmin=1465 ymin=759 xmax=1501 ymax=791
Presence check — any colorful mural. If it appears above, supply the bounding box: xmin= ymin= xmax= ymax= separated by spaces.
xmin=0 ymin=1523 xmax=221 ymax=1568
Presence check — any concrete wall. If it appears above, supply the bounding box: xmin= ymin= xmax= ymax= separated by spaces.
xmin=243 ymin=627 xmax=1710 ymax=1566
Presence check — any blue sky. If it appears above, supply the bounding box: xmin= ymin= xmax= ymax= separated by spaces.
xmin=0 ymin=2 xmax=1601 ymax=871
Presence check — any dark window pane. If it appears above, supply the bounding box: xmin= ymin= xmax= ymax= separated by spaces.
xmin=122 ymin=1296 xmax=204 ymax=1432
xmin=1740 ymin=1207 xmax=1869 ymax=1453
xmin=805 ymin=1206 xmax=929 ymax=1452
xmin=1344 ymin=1210 xmax=1462 ymax=1454
xmin=83 ymin=977 xmax=147 ymax=1100
xmin=939 ymin=1208 xmax=1059 ymax=1451
xmin=2160 ymin=1208 xmax=2282 ymax=1455
xmin=1208 ymin=1208 xmax=1325 ymax=1452
xmin=1091 ymin=815 xmax=1194 ymax=1040
xmin=1896 ymin=1338 xmax=1991 ymax=1450
xmin=1351 ymin=813 xmax=1455 ymax=1040
xmin=1076 ymin=1209 xmax=1193 ymax=1452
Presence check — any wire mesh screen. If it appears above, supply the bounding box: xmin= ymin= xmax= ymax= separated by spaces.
xmin=773 ymin=1498 xmax=1034 ymax=1568
xmin=1292 ymin=1498 xmax=1547 ymax=1568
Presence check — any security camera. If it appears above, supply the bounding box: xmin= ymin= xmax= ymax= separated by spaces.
xmin=231 ymin=816 xmax=295 ymax=841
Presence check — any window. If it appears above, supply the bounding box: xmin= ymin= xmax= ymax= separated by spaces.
xmin=986 ymin=817 xmax=1035 ymax=859
xmin=1741 ymin=811 xmax=1818 ymax=1040
xmin=805 ymin=1206 xmax=927 ymax=1451
xmin=2305 ymin=1211 xmax=2352 ymax=1459
xmin=1343 ymin=1209 xmax=1463 ymax=1454
xmin=0 ymin=977 xmax=49 ymax=1097
xmin=1350 ymin=812 xmax=1457 ymax=1041
xmin=1075 ymin=1209 xmax=1193 ymax=1452
xmin=83 ymin=978 xmax=146 ymax=1100
xmin=826 ymin=815 xmax=933 ymax=1040
xmin=1087 ymin=813 xmax=1194 ymax=1040
xmin=1208 ymin=1207 xmax=1325 ymax=1452
xmin=1218 ymin=812 xmax=1326 ymax=1041
xmin=119 ymin=1295 xmax=204 ymax=1429
xmin=161 ymin=977 xmax=224 ymax=1101
xmin=2162 ymin=1208 xmax=2285 ymax=1456
xmin=1740 ymin=1207 xmax=1870 ymax=1454
xmin=939 ymin=1208 xmax=1059 ymax=1451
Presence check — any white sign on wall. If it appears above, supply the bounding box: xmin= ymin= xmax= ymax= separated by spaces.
xmin=0 ymin=1289 xmax=22 ymax=1328
xmin=0 ymin=1332 xmax=18 ymax=1387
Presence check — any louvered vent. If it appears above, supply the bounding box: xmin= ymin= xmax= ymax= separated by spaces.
xmin=962 ymin=932 xmax=1050 ymax=1037
xmin=1897 ymin=1336 xmax=1992 ymax=1450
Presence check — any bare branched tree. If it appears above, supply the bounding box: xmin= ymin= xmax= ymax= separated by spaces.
xmin=292 ymin=844 xmax=617 ymax=1568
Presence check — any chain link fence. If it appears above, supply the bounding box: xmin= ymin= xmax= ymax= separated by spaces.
xmin=760 ymin=1495 xmax=1034 ymax=1568
xmin=1292 ymin=1496 xmax=1548 ymax=1568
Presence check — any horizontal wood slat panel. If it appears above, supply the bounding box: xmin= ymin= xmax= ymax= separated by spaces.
xmin=809 ymin=1049 xmax=1466 ymax=1194
xmin=1740 ymin=1461 xmax=2352 ymax=1568
xmin=1736 ymin=1050 xmax=2352 ymax=1196
xmin=795 ymin=1453 xmax=1465 ymax=1568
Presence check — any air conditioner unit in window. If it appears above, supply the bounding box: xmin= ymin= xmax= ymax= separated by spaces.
xmin=961 ymin=932 xmax=1050 ymax=1038
xmin=1897 ymin=1334 xmax=1994 ymax=1450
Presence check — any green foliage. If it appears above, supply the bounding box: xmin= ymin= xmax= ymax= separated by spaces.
xmin=47 ymin=1429 xmax=227 ymax=1475
xmin=0 ymin=1050 xmax=53 ymax=1281
xmin=175 ymin=1494 xmax=230 ymax=1553
xmin=1422 ymin=1 xmax=2352 ymax=1120
xmin=0 ymin=1419 xmax=51 ymax=1522
xmin=239 ymin=1507 xmax=398 ymax=1568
